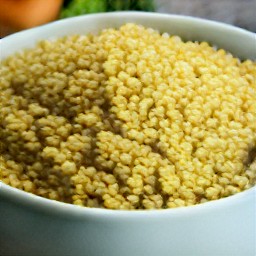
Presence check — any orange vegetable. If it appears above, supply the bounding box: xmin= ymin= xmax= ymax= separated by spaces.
xmin=0 ymin=0 xmax=63 ymax=30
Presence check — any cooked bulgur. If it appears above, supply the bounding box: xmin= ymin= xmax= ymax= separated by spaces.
xmin=0 ymin=24 xmax=255 ymax=209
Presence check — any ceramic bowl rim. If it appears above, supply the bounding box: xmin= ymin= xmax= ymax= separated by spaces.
xmin=1 ymin=11 xmax=255 ymax=219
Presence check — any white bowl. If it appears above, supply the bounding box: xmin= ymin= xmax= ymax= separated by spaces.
xmin=0 ymin=12 xmax=255 ymax=256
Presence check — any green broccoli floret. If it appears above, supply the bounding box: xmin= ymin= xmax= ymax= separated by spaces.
xmin=107 ymin=0 xmax=155 ymax=12
xmin=60 ymin=0 xmax=155 ymax=19
xmin=60 ymin=0 xmax=107 ymax=18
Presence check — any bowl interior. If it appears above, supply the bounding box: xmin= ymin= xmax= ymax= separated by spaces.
xmin=1 ymin=12 xmax=256 ymax=60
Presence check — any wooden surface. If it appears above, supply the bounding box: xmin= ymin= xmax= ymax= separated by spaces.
xmin=156 ymin=0 xmax=256 ymax=32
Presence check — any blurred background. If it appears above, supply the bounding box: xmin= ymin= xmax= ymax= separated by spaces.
xmin=0 ymin=0 xmax=255 ymax=38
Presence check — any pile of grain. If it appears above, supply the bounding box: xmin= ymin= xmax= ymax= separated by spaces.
xmin=0 ymin=24 xmax=255 ymax=209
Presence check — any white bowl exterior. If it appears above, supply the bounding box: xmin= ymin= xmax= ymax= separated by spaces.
xmin=0 ymin=182 xmax=255 ymax=256
xmin=0 ymin=12 xmax=256 ymax=256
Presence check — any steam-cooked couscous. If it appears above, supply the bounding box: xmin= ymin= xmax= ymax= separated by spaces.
xmin=0 ymin=24 xmax=255 ymax=209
